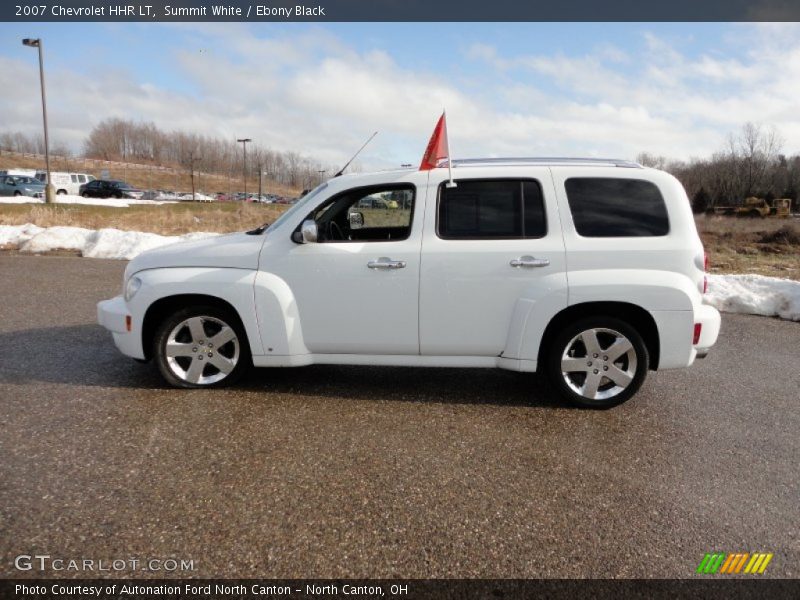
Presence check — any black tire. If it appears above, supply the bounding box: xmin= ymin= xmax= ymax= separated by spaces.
xmin=13 ymin=191 xmax=21 ymax=197
xmin=57 ymin=189 xmax=67 ymax=195
xmin=81 ymin=192 xmax=89 ymax=198
xmin=545 ymin=316 xmax=649 ymax=409
xmin=153 ymin=305 xmax=250 ymax=389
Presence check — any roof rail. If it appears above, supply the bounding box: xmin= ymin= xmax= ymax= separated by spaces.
xmin=450 ymin=157 xmax=642 ymax=168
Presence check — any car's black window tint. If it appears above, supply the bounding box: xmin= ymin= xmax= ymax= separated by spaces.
xmin=565 ymin=178 xmax=669 ymax=237
xmin=523 ymin=181 xmax=546 ymax=238
xmin=438 ymin=179 xmax=546 ymax=240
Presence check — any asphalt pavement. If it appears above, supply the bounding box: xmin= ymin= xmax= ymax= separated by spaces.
xmin=0 ymin=254 xmax=798 ymax=578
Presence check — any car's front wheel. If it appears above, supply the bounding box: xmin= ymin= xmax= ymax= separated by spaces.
xmin=81 ymin=192 xmax=89 ymax=198
xmin=546 ymin=316 xmax=648 ymax=408
xmin=153 ymin=306 xmax=250 ymax=388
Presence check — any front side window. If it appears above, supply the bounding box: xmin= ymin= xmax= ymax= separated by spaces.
xmin=437 ymin=179 xmax=546 ymax=240
xmin=303 ymin=184 xmax=415 ymax=243
xmin=565 ymin=178 xmax=669 ymax=237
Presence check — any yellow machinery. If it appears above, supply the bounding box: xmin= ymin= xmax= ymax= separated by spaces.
xmin=712 ymin=197 xmax=791 ymax=218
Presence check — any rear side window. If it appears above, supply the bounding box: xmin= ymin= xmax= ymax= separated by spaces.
xmin=438 ymin=179 xmax=546 ymax=239
xmin=565 ymin=178 xmax=669 ymax=237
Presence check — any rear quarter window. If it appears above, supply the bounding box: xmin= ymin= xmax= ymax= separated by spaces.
xmin=565 ymin=178 xmax=669 ymax=237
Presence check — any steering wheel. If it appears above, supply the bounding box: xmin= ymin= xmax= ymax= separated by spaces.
xmin=329 ymin=221 xmax=344 ymax=241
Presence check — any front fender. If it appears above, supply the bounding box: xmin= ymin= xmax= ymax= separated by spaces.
xmin=252 ymin=271 xmax=310 ymax=357
xmin=132 ymin=267 xmax=264 ymax=356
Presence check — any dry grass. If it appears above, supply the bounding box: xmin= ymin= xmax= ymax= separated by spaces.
xmin=697 ymin=215 xmax=800 ymax=280
xmin=0 ymin=202 xmax=289 ymax=235
xmin=0 ymin=153 xmax=300 ymax=197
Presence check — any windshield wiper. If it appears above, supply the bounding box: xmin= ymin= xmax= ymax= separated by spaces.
xmin=246 ymin=222 xmax=270 ymax=235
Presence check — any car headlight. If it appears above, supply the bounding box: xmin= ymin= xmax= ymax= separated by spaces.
xmin=124 ymin=276 xmax=142 ymax=301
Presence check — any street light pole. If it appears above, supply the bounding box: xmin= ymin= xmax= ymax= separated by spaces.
xmin=237 ymin=138 xmax=251 ymax=200
xmin=22 ymin=37 xmax=53 ymax=204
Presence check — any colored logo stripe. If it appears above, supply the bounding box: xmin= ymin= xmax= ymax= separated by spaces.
xmin=698 ymin=552 xmax=773 ymax=574
xmin=697 ymin=553 xmax=726 ymax=573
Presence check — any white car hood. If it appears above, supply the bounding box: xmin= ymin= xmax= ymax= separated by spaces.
xmin=127 ymin=232 xmax=264 ymax=275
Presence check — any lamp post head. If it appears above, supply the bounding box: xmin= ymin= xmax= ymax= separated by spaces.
xmin=22 ymin=38 xmax=41 ymax=47
xmin=237 ymin=138 xmax=252 ymax=143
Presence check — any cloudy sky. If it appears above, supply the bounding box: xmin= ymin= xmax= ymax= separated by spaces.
xmin=1 ymin=22 xmax=799 ymax=169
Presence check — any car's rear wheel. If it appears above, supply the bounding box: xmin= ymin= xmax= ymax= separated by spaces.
xmin=13 ymin=191 xmax=21 ymax=197
xmin=153 ymin=306 xmax=250 ymax=388
xmin=57 ymin=189 xmax=67 ymax=195
xmin=81 ymin=192 xmax=89 ymax=198
xmin=546 ymin=316 xmax=648 ymax=408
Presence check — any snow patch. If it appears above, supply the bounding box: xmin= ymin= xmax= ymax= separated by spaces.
xmin=0 ymin=194 xmax=177 ymax=207
xmin=20 ymin=226 xmax=94 ymax=254
xmin=706 ymin=274 xmax=800 ymax=322
xmin=0 ymin=223 xmax=45 ymax=246
xmin=0 ymin=223 xmax=218 ymax=260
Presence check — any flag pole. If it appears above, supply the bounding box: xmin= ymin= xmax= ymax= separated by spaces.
xmin=445 ymin=108 xmax=456 ymax=188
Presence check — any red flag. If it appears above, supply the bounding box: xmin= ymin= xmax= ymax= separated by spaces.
xmin=419 ymin=113 xmax=449 ymax=170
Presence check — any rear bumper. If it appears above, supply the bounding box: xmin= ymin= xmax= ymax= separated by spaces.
xmin=97 ymin=296 xmax=145 ymax=359
xmin=694 ymin=303 xmax=721 ymax=356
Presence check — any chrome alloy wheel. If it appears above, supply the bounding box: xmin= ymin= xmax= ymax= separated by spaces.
xmin=560 ymin=328 xmax=638 ymax=401
xmin=164 ymin=316 xmax=240 ymax=385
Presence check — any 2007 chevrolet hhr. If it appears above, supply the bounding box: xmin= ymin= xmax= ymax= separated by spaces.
xmin=98 ymin=157 xmax=720 ymax=408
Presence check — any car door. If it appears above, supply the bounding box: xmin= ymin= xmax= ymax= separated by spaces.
xmin=264 ymin=177 xmax=425 ymax=355
xmin=419 ymin=168 xmax=568 ymax=356
xmin=0 ymin=176 xmax=9 ymax=196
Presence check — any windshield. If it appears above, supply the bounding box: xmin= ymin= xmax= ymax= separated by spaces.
xmin=266 ymin=183 xmax=329 ymax=234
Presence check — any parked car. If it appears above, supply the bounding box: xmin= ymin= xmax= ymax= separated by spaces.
xmin=98 ymin=157 xmax=721 ymax=408
xmin=35 ymin=171 xmax=95 ymax=195
xmin=79 ymin=179 xmax=143 ymax=199
xmin=0 ymin=174 xmax=45 ymax=198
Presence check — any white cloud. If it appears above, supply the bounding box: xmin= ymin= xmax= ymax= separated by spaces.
xmin=4 ymin=24 xmax=800 ymax=169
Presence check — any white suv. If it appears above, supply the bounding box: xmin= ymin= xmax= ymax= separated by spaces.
xmin=98 ymin=158 xmax=720 ymax=408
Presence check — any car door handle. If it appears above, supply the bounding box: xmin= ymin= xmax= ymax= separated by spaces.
xmin=510 ymin=255 xmax=550 ymax=268
xmin=367 ymin=257 xmax=407 ymax=269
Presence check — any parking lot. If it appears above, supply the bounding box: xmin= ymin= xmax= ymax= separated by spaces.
xmin=0 ymin=254 xmax=798 ymax=578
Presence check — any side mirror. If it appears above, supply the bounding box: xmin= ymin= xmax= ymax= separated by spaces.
xmin=349 ymin=211 xmax=364 ymax=230
xmin=300 ymin=219 xmax=318 ymax=243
